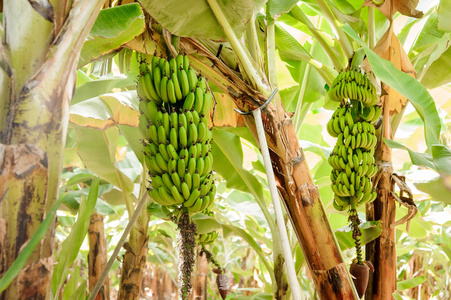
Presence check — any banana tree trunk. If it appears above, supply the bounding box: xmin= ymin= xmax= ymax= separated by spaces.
xmin=0 ymin=0 xmax=103 ymax=298
xmin=191 ymin=246 xmax=208 ymax=300
xmin=365 ymin=93 xmax=396 ymax=300
xmin=179 ymin=38 xmax=359 ymax=300
xmin=118 ymin=236 xmax=149 ymax=299
xmin=88 ymin=213 xmax=110 ymax=300
xmin=118 ymin=188 xmax=150 ymax=298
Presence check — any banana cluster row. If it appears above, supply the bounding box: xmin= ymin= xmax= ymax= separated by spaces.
xmin=197 ymin=209 xmax=218 ymax=244
xmin=326 ymin=108 xmax=379 ymax=151
xmin=137 ymin=54 xmax=211 ymax=114
xmin=326 ymin=105 xmax=381 ymax=139
xmin=328 ymin=69 xmax=378 ymax=106
xmin=138 ymin=55 xmax=216 ymax=214
xmin=198 ymin=231 xmax=218 ymax=244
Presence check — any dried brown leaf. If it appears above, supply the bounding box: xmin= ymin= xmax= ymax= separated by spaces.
xmin=211 ymin=92 xmax=245 ymax=128
xmin=363 ymin=25 xmax=416 ymax=114
xmin=363 ymin=0 xmax=423 ymax=20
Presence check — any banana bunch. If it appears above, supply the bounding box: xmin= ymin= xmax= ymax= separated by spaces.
xmin=137 ymin=54 xmax=212 ymax=113
xmin=138 ymin=54 xmax=216 ymax=214
xmin=198 ymin=231 xmax=219 ymax=245
xmin=326 ymin=70 xmax=380 ymax=211
xmin=328 ymin=69 xmax=378 ymax=106
xmin=197 ymin=210 xmax=218 ymax=244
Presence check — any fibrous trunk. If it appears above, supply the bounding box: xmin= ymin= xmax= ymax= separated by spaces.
xmin=365 ymin=101 xmax=396 ymax=300
xmin=88 ymin=213 xmax=110 ymax=300
xmin=0 ymin=0 xmax=103 ymax=298
xmin=118 ymin=237 xmax=149 ymax=299
xmin=191 ymin=246 xmax=208 ymax=300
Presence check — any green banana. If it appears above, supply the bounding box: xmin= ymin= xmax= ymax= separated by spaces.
xmin=193 ymin=87 xmax=204 ymax=113
xmin=144 ymin=72 xmax=161 ymax=103
xmin=170 ymin=185 xmax=185 ymax=204
xmin=179 ymin=113 xmax=188 ymax=129
xmin=169 ymin=127 xmax=178 ymax=151
xmin=159 ymin=143 xmax=170 ymax=161
xmin=172 ymin=71 xmax=183 ymax=101
xmin=184 ymin=172 xmax=192 ymax=191
xmin=158 ymin=186 xmax=178 ymax=205
xmin=176 ymin=54 xmax=184 ymax=70
xmin=153 ymin=67 xmax=162 ymax=97
xmin=183 ymin=55 xmax=190 ymax=71
xmin=167 ymin=143 xmax=179 ymax=160
xmin=157 ymin=124 xmax=166 ymax=144
xmin=177 ymin=158 xmax=186 ymax=179
xmin=192 ymin=172 xmax=201 ymax=190
xmin=181 ymin=181 xmax=191 ymax=200
xmin=187 ymin=68 xmax=198 ymax=91
xmin=167 ymin=158 xmax=177 ymax=174
xmin=167 ymin=78 xmax=177 ymax=104
xmin=188 ymin=196 xmax=203 ymax=213
xmin=155 ymin=153 xmax=169 ymax=172
xmin=187 ymin=123 xmax=198 ymax=146
xmin=178 ymin=69 xmax=190 ymax=97
xmin=184 ymin=187 xmax=201 ymax=207
xmin=160 ymin=76 xmax=169 ymax=103
xmin=198 ymin=77 xmax=207 ymax=93
xmin=139 ymin=54 xmax=216 ymax=212
xmin=179 ymin=126 xmax=188 ymax=148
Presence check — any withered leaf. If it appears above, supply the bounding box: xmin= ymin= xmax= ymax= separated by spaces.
xmin=363 ymin=0 xmax=423 ymax=20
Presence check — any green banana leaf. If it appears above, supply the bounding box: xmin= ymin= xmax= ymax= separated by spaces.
xmin=79 ymin=3 xmax=146 ymax=67
xmin=139 ymin=0 xmax=265 ymax=40
xmin=438 ymin=0 xmax=451 ymax=32
xmin=51 ymin=178 xmax=100 ymax=298
xmin=335 ymin=220 xmax=382 ymax=250
xmin=74 ymin=126 xmax=135 ymax=194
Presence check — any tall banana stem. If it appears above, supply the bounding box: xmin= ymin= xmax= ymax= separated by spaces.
xmin=368 ymin=7 xmax=376 ymax=49
xmin=206 ymin=0 xmax=271 ymax=96
xmin=253 ymin=108 xmax=302 ymax=299
xmin=265 ymin=17 xmax=277 ymax=87
xmin=293 ymin=17 xmax=320 ymax=134
xmin=290 ymin=5 xmax=345 ymax=71
xmin=246 ymin=13 xmax=264 ymax=72
xmin=315 ymin=0 xmax=353 ymax=59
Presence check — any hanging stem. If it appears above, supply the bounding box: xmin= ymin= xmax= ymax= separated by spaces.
xmin=349 ymin=198 xmax=363 ymax=265
xmin=206 ymin=0 xmax=270 ymax=95
xmin=201 ymin=244 xmax=224 ymax=273
xmin=315 ymin=0 xmax=353 ymax=59
xmin=178 ymin=212 xmax=197 ymax=300
xmin=253 ymin=108 xmax=302 ymax=299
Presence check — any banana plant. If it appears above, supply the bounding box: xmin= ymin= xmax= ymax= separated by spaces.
xmin=0 ymin=1 xmax=104 ymax=298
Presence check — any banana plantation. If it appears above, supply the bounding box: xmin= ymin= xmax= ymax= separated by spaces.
xmin=1 ymin=0 xmax=451 ymax=299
